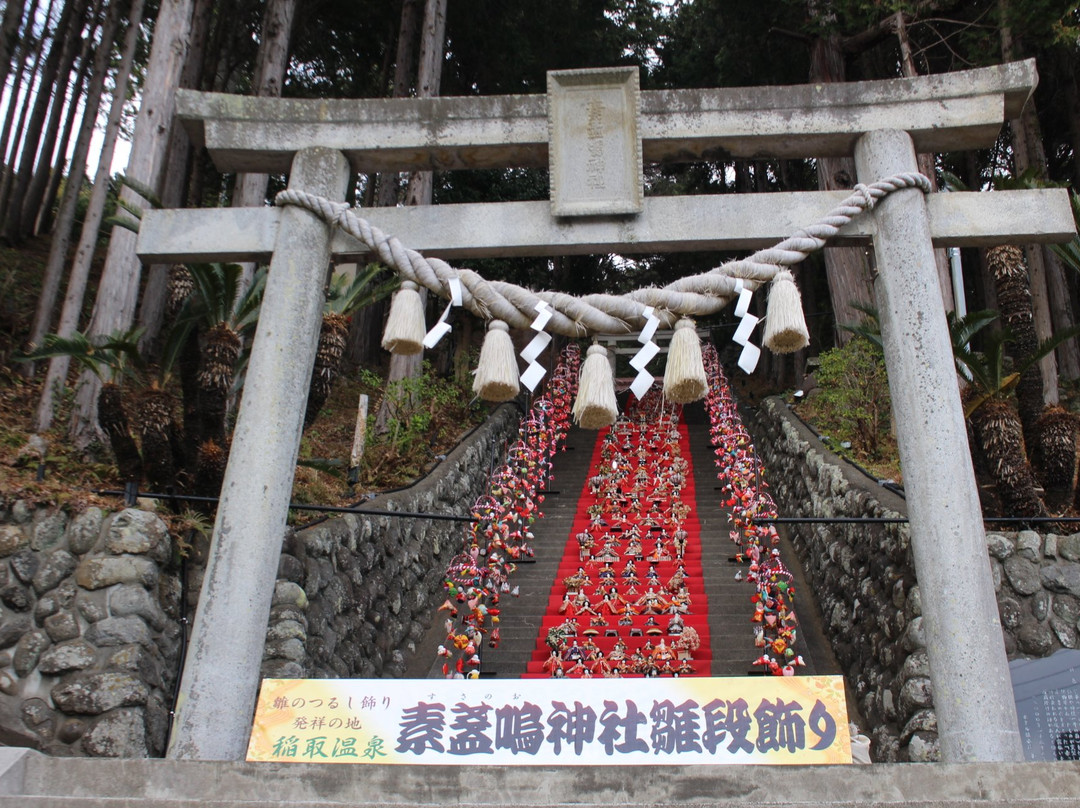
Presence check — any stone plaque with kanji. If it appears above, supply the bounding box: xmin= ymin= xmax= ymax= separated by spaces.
xmin=547 ymin=67 xmax=643 ymax=217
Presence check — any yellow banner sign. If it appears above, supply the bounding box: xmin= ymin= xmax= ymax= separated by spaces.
xmin=247 ymin=676 xmax=850 ymax=765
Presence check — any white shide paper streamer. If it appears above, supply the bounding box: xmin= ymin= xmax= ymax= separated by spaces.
xmin=732 ymin=304 xmax=761 ymax=374
xmin=629 ymin=305 xmax=662 ymax=400
xmin=422 ymin=276 xmax=463 ymax=349
xmin=519 ymin=301 xmax=553 ymax=392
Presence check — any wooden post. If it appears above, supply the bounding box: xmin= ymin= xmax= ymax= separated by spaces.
xmin=348 ymin=393 xmax=369 ymax=485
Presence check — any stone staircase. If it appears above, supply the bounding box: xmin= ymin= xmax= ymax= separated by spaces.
xmin=682 ymin=401 xmax=836 ymax=677
xmin=410 ymin=402 xmax=838 ymax=679
xmin=407 ymin=420 xmax=597 ymax=678
xmin=477 ymin=422 xmax=597 ymax=677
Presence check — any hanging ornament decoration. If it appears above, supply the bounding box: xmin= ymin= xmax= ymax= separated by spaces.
xmin=702 ymin=343 xmax=802 ymax=675
xmin=276 ymin=173 xmax=931 ymax=410
xmin=434 ymin=344 xmax=580 ymax=678
xmin=523 ymin=387 xmax=710 ymax=678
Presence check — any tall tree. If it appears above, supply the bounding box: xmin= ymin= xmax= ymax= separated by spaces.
xmin=230 ymin=0 xmax=298 ymax=293
xmin=344 ymin=0 xmax=423 ymax=370
xmin=0 ymin=0 xmax=42 ymax=164
xmin=797 ymin=3 xmax=961 ymax=343
xmin=36 ymin=0 xmax=149 ymax=432
xmin=0 ymin=0 xmax=59 ymax=229
xmin=35 ymin=45 xmax=90 ymax=235
xmin=376 ymin=0 xmax=446 ymax=432
xmin=0 ymin=0 xmax=48 ymax=178
xmin=0 ymin=0 xmax=28 ymax=97
xmin=999 ymin=0 xmax=1066 ymax=402
xmin=176 ymin=0 xmax=227 ymax=211
xmin=1000 ymin=0 xmax=1080 ymax=395
xmin=138 ymin=0 xmax=218 ymax=352
xmin=807 ymin=23 xmax=876 ymax=347
xmin=28 ymin=0 xmax=126 ymax=362
xmin=22 ymin=0 xmax=104 ymax=239
xmin=1 ymin=0 xmax=86 ymax=244
xmin=70 ymin=0 xmax=196 ymax=447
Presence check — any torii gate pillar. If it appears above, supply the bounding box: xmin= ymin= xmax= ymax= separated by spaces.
xmin=855 ymin=130 xmax=1023 ymax=762
xmin=167 ymin=147 xmax=350 ymax=761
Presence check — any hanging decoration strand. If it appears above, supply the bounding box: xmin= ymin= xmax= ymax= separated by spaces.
xmin=275 ymin=173 xmax=929 ymax=338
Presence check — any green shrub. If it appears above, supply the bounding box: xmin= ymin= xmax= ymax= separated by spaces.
xmin=812 ymin=336 xmax=891 ymax=458
xmin=360 ymin=362 xmax=486 ymax=485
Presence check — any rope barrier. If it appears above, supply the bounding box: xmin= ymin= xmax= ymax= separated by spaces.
xmin=94 ymin=489 xmax=475 ymax=522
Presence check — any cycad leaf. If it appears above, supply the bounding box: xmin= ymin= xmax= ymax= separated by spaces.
xmin=117 ymin=174 xmax=163 ymax=208
xmin=233 ymin=266 xmax=266 ymax=332
xmin=324 ymin=263 xmax=397 ymax=316
xmin=949 ymin=309 xmax=998 ymax=348
xmin=838 ymin=302 xmax=882 ymax=347
xmin=103 ymin=215 xmax=140 ymax=235
xmin=15 ymin=328 xmax=144 ymax=380
xmin=939 ymin=171 xmax=969 ymax=193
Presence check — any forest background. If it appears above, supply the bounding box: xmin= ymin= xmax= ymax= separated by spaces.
xmin=0 ymin=0 xmax=1079 ymax=520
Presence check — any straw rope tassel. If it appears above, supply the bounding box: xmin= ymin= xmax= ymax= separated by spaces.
xmin=762 ymin=269 xmax=810 ymax=353
xmin=473 ymin=320 xmax=519 ymax=402
xmin=663 ymin=318 xmax=708 ymax=404
xmin=381 ymin=280 xmax=426 ymax=355
xmin=573 ymin=344 xmax=618 ymax=429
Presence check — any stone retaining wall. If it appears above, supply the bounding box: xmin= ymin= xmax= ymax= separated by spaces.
xmin=746 ymin=396 xmax=1080 ymax=763
xmin=0 ymin=503 xmax=180 ymax=757
xmin=0 ymin=403 xmax=519 ymax=756
xmin=255 ymin=403 xmax=520 ymax=680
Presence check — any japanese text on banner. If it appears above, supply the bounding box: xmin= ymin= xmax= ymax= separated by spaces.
xmin=247 ymin=676 xmax=851 ymax=765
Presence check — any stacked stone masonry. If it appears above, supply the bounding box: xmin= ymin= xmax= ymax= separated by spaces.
xmin=259 ymin=404 xmax=520 ymax=681
xmin=0 ymin=503 xmax=180 ymax=757
xmin=0 ymin=403 xmax=518 ymax=758
xmin=747 ymin=396 xmax=1080 ymax=763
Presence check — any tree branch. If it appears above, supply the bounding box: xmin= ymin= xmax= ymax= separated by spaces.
xmin=841 ymin=13 xmax=908 ymax=55
xmin=768 ymin=27 xmax=812 ymax=45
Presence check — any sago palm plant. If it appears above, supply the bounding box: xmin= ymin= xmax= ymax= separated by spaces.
xmin=304 ymin=264 xmax=397 ymax=430
xmin=953 ymin=312 xmax=1080 ymax=518
xmin=18 ymin=329 xmax=145 ymax=483
xmin=845 ymin=304 xmax=1078 ymax=517
xmin=166 ymin=262 xmax=265 ymax=493
xmin=953 ymin=320 xmax=1046 ymax=518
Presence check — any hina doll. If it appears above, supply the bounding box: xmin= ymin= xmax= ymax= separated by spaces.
xmin=635 ymin=588 xmax=669 ymax=614
xmin=667 ymin=613 xmax=685 ymax=635
xmin=576 ymin=530 xmax=594 ymax=561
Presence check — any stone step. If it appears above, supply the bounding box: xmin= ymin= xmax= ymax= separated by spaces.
xmin=0 ymin=750 xmax=1072 ymax=807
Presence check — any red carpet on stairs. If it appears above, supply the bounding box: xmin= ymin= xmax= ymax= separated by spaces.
xmin=523 ymin=395 xmax=712 ymax=678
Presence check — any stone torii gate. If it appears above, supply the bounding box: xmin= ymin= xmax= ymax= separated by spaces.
xmin=137 ymin=61 xmax=1076 ymax=762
